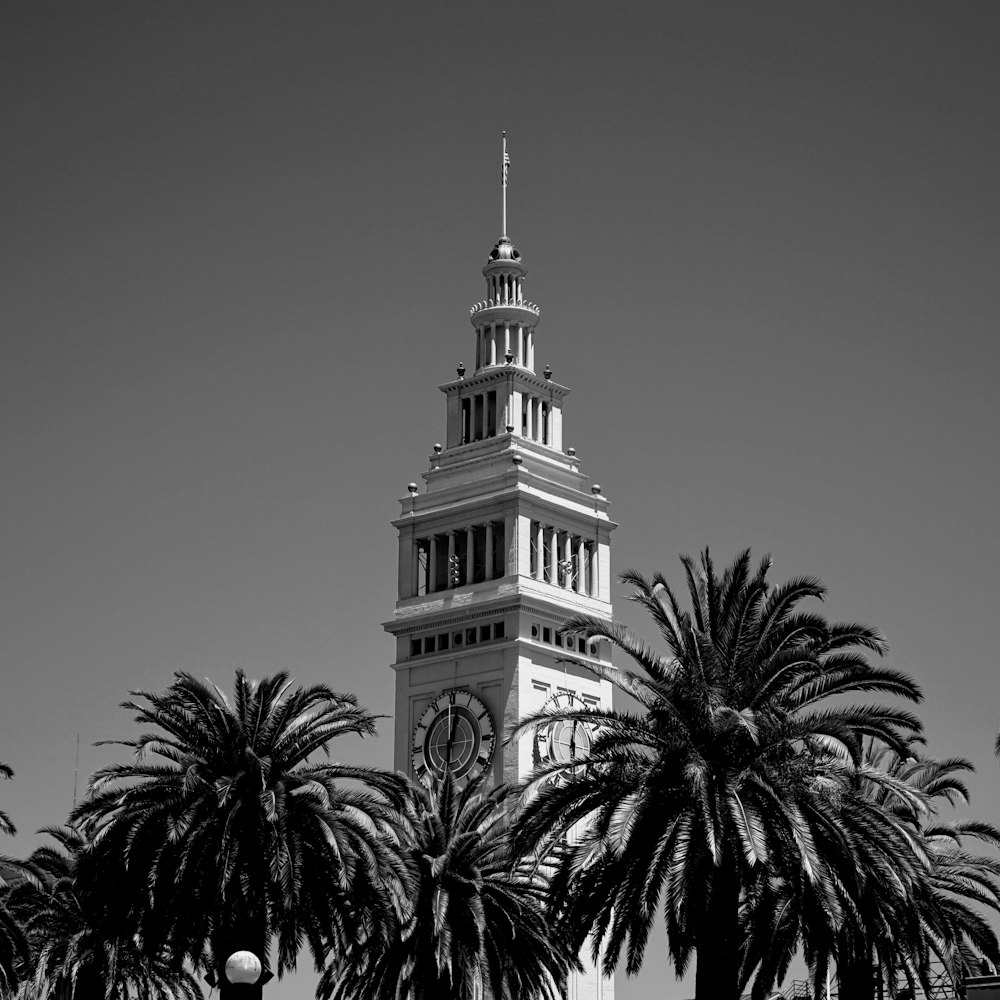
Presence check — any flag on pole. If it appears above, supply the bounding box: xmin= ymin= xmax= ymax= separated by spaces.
xmin=502 ymin=148 xmax=510 ymax=187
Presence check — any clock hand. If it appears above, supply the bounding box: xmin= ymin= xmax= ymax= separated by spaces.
xmin=446 ymin=705 xmax=456 ymax=766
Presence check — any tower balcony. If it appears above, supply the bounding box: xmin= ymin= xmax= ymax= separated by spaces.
xmin=469 ymin=301 xmax=540 ymax=326
xmin=469 ymin=301 xmax=540 ymax=372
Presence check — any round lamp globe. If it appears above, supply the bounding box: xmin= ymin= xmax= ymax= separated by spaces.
xmin=225 ymin=951 xmax=262 ymax=985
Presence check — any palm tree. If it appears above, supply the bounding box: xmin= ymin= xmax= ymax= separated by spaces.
xmin=513 ymin=549 xmax=923 ymax=1000
xmin=6 ymin=824 xmax=202 ymax=1000
xmin=72 ymin=670 xmax=408 ymax=996
xmin=738 ymin=744 xmax=1000 ymax=1000
xmin=319 ymin=772 xmax=578 ymax=1000
xmin=738 ymin=754 xmax=930 ymax=999
xmin=1 ymin=761 xmax=29 ymax=997
xmin=836 ymin=747 xmax=1000 ymax=999
xmin=0 ymin=763 xmax=14 ymax=838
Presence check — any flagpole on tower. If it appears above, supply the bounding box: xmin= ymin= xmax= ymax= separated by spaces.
xmin=501 ymin=131 xmax=508 ymax=239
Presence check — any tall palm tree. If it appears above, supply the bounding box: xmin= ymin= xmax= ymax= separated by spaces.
xmin=6 ymin=824 xmax=202 ymax=1000
xmin=836 ymin=747 xmax=1000 ymax=999
xmin=319 ymin=772 xmax=578 ymax=1000
xmin=73 ymin=670 xmax=408 ymax=996
xmin=738 ymin=754 xmax=930 ymax=999
xmin=739 ymin=744 xmax=1000 ymax=1000
xmin=513 ymin=549 xmax=923 ymax=1000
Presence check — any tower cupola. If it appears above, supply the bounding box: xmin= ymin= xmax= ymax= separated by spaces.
xmin=469 ymin=136 xmax=540 ymax=372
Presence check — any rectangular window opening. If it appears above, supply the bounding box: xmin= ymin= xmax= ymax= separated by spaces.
xmin=491 ymin=521 xmax=505 ymax=579
xmin=461 ymin=398 xmax=472 ymax=445
xmin=486 ymin=391 xmax=497 ymax=437
xmin=474 ymin=395 xmax=485 ymax=441
xmin=473 ymin=525 xmax=487 ymax=583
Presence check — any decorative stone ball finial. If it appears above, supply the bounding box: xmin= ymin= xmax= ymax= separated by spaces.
xmin=591 ymin=484 xmax=602 ymax=495
xmin=566 ymin=447 xmax=576 ymax=457
xmin=512 ymin=454 xmax=523 ymax=467
xmin=457 ymin=363 xmax=466 ymax=379
xmin=407 ymin=483 xmax=418 ymax=495
xmin=505 ymin=424 xmax=514 ymax=433
xmin=543 ymin=364 xmax=552 ymax=380
xmin=433 ymin=443 xmax=443 ymax=454
xmin=505 ymin=350 xmax=513 ymax=364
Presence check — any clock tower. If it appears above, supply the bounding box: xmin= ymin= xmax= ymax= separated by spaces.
xmin=384 ymin=139 xmax=616 ymax=1000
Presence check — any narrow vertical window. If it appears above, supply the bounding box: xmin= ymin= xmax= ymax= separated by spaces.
xmin=474 ymin=395 xmax=484 ymax=441
xmin=473 ymin=525 xmax=487 ymax=583
xmin=491 ymin=520 xmax=505 ymax=579
xmin=461 ymin=398 xmax=471 ymax=445
xmin=486 ymin=391 xmax=497 ymax=437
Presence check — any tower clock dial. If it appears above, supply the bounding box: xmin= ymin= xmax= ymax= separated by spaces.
xmin=536 ymin=690 xmax=594 ymax=782
xmin=412 ymin=690 xmax=496 ymax=781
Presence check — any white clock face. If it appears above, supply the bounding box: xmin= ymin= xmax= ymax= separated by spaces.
xmin=536 ymin=690 xmax=595 ymax=782
xmin=412 ymin=690 xmax=496 ymax=782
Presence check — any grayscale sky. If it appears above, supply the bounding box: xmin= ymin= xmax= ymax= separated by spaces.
xmin=2 ymin=4 xmax=999 ymax=998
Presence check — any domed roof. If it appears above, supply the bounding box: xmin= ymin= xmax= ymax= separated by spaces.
xmin=488 ymin=237 xmax=521 ymax=262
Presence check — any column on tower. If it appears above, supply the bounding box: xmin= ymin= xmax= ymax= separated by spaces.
xmin=485 ymin=522 xmax=494 ymax=578
xmin=504 ymin=511 xmax=516 ymax=576
xmin=410 ymin=539 xmax=421 ymax=596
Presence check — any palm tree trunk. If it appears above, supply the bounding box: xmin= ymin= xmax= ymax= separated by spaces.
xmin=694 ymin=854 xmax=741 ymax=1000
xmin=837 ymin=950 xmax=877 ymax=1000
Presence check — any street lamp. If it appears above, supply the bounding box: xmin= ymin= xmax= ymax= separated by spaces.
xmin=215 ymin=949 xmax=273 ymax=999
xmin=226 ymin=951 xmax=261 ymax=985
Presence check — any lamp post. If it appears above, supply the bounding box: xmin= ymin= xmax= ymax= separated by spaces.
xmin=217 ymin=950 xmax=274 ymax=999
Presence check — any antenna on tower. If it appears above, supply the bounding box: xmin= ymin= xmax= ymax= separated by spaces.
xmin=501 ymin=131 xmax=509 ymax=238
xmin=72 ymin=731 xmax=80 ymax=811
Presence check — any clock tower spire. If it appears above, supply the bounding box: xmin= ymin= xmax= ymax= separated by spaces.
xmin=384 ymin=139 xmax=616 ymax=1000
